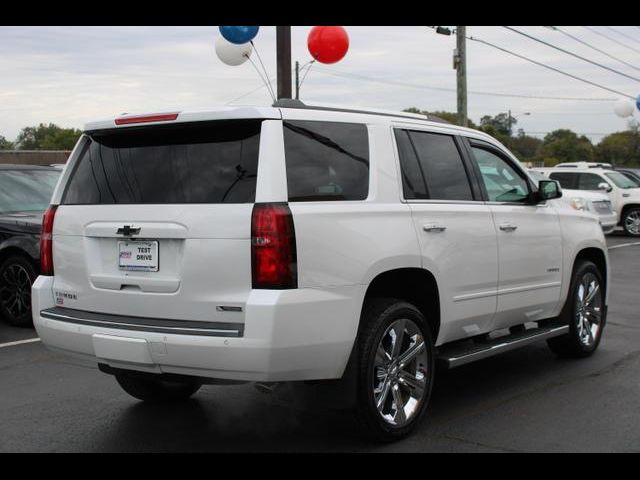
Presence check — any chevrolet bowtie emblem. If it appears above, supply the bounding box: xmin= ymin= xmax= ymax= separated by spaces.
xmin=117 ymin=225 xmax=141 ymax=236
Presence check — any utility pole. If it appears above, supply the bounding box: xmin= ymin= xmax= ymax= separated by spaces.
xmin=295 ymin=61 xmax=300 ymax=100
xmin=276 ymin=26 xmax=292 ymax=100
xmin=454 ymin=26 xmax=468 ymax=127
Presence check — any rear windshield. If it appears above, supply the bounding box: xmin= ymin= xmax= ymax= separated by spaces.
xmin=283 ymin=120 xmax=369 ymax=202
xmin=62 ymin=120 xmax=262 ymax=205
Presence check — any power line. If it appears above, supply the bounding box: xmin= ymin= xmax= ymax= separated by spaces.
xmin=602 ymin=26 xmax=640 ymax=47
xmin=466 ymin=34 xmax=636 ymax=99
xmin=313 ymin=65 xmax=616 ymax=102
xmin=582 ymin=26 xmax=640 ymax=55
xmin=503 ymin=26 xmax=640 ymax=83
xmin=547 ymin=26 xmax=640 ymax=73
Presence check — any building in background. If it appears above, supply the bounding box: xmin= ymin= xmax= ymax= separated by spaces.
xmin=0 ymin=151 xmax=70 ymax=166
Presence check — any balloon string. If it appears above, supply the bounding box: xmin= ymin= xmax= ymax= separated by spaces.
xmin=247 ymin=55 xmax=276 ymax=103
xmin=251 ymin=41 xmax=276 ymax=102
xmin=298 ymin=60 xmax=316 ymax=97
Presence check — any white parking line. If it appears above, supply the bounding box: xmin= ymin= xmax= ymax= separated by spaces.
xmin=609 ymin=242 xmax=640 ymax=251
xmin=0 ymin=338 xmax=41 ymax=349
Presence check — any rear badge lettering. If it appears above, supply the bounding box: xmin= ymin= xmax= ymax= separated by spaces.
xmin=55 ymin=290 xmax=78 ymax=306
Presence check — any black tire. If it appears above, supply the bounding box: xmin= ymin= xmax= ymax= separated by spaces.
xmin=354 ymin=298 xmax=435 ymax=442
xmin=0 ymin=255 xmax=37 ymax=327
xmin=115 ymin=372 xmax=202 ymax=403
xmin=622 ymin=207 xmax=640 ymax=237
xmin=547 ymin=260 xmax=606 ymax=358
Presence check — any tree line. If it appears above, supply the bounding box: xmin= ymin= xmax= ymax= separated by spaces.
xmin=405 ymin=108 xmax=640 ymax=168
xmin=2 ymin=115 xmax=640 ymax=168
xmin=0 ymin=124 xmax=82 ymax=151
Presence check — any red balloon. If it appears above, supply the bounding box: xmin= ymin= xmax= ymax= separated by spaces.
xmin=307 ymin=26 xmax=349 ymax=64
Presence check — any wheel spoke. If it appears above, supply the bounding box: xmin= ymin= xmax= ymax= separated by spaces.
xmin=585 ymin=282 xmax=600 ymax=304
xmin=375 ymin=343 xmax=391 ymax=367
xmin=398 ymin=370 xmax=425 ymax=398
xmin=390 ymin=320 xmax=406 ymax=360
xmin=375 ymin=378 xmax=392 ymax=410
xmin=397 ymin=339 xmax=426 ymax=368
xmin=391 ymin=385 xmax=406 ymax=424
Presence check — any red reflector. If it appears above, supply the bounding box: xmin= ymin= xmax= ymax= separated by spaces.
xmin=40 ymin=205 xmax=57 ymax=276
xmin=251 ymin=203 xmax=297 ymax=289
xmin=115 ymin=113 xmax=179 ymax=125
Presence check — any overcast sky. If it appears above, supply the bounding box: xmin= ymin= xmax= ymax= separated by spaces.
xmin=1 ymin=25 xmax=639 ymax=143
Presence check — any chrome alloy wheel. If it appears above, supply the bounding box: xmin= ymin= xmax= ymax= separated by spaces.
xmin=0 ymin=263 xmax=32 ymax=319
xmin=372 ymin=319 xmax=428 ymax=427
xmin=625 ymin=210 xmax=640 ymax=235
xmin=575 ymin=273 xmax=603 ymax=347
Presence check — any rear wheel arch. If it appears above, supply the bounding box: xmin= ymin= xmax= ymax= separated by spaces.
xmin=360 ymin=268 xmax=440 ymax=342
xmin=0 ymin=246 xmax=38 ymax=273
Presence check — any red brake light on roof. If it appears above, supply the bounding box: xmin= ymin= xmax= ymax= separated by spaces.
xmin=115 ymin=113 xmax=179 ymax=126
xmin=251 ymin=203 xmax=297 ymax=289
xmin=40 ymin=205 xmax=57 ymax=276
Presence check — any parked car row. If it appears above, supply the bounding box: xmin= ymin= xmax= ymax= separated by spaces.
xmin=0 ymin=165 xmax=61 ymax=327
xmin=534 ymin=162 xmax=640 ymax=236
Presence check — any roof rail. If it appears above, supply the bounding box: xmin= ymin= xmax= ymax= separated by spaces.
xmin=271 ymin=99 xmax=451 ymax=125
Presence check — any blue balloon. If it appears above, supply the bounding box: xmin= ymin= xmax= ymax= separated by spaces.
xmin=637 ymin=94 xmax=640 ymax=111
xmin=219 ymin=26 xmax=260 ymax=45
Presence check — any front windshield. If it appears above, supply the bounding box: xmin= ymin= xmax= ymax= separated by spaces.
xmin=0 ymin=169 xmax=61 ymax=214
xmin=605 ymin=172 xmax=640 ymax=189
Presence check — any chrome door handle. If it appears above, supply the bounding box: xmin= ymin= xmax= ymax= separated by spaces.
xmin=423 ymin=224 xmax=447 ymax=233
xmin=499 ymin=224 xmax=518 ymax=232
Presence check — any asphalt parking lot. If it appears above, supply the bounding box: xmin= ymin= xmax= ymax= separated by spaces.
xmin=1 ymin=234 xmax=639 ymax=452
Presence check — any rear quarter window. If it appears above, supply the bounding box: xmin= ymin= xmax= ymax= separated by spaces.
xmin=62 ymin=120 xmax=262 ymax=205
xmin=283 ymin=120 xmax=370 ymax=202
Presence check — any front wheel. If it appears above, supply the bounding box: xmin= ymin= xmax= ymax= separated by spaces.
xmin=547 ymin=260 xmax=606 ymax=358
xmin=115 ymin=373 xmax=202 ymax=403
xmin=355 ymin=298 xmax=435 ymax=442
xmin=622 ymin=208 xmax=640 ymax=236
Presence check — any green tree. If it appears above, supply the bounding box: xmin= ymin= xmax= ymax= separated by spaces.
xmin=510 ymin=133 xmax=543 ymax=163
xmin=480 ymin=113 xmax=512 ymax=136
xmin=0 ymin=135 xmax=14 ymax=150
xmin=541 ymin=129 xmax=594 ymax=166
xmin=595 ymin=129 xmax=640 ymax=167
xmin=16 ymin=123 xmax=81 ymax=150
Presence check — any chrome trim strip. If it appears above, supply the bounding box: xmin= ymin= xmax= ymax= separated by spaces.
xmin=40 ymin=307 xmax=244 ymax=338
xmin=443 ymin=326 xmax=569 ymax=368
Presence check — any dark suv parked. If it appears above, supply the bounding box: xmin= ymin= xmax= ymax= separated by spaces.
xmin=0 ymin=165 xmax=61 ymax=327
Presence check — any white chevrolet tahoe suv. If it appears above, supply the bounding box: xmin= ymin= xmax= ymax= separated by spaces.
xmin=33 ymin=103 xmax=610 ymax=441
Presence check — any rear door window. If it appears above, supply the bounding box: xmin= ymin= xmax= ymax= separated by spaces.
xmin=62 ymin=120 xmax=262 ymax=205
xmin=283 ymin=121 xmax=369 ymax=202
xmin=395 ymin=129 xmax=473 ymax=201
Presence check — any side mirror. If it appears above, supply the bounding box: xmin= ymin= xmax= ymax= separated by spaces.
xmin=537 ymin=180 xmax=562 ymax=201
xmin=598 ymin=182 xmax=613 ymax=193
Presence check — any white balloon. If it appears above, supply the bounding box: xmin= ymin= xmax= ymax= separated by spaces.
xmin=215 ymin=36 xmax=252 ymax=66
xmin=614 ymin=98 xmax=634 ymax=118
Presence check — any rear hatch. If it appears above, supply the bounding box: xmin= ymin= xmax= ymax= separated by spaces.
xmin=51 ymin=118 xmax=263 ymax=325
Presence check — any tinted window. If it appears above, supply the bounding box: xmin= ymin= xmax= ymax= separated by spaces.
xmin=549 ymin=172 xmax=578 ymax=189
xmin=579 ymin=173 xmax=606 ymax=190
xmin=394 ymin=130 xmax=428 ymax=199
xmin=605 ymin=171 xmax=639 ymax=189
xmin=62 ymin=120 xmax=262 ymax=205
xmin=283 ymin=121 xmax=369 ymax=202
xmin=472 ymin=147 xmax=529 ymax=203
xmin=400 ymin=131 xmax=473 ymax=201
xmin=0 ymin=169 xmax=61 ymax=213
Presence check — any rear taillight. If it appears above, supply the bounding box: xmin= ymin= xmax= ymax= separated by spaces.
xmin=251 ymin=203 xmax=297 ymax=289
xmin=40 ymin=205 xmax=57 ymax=276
